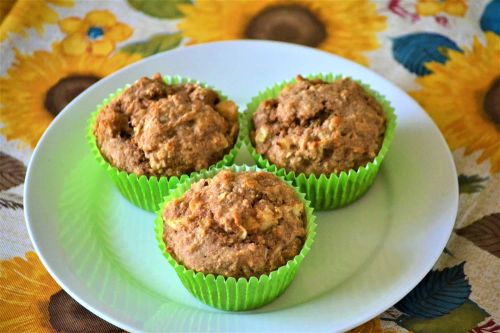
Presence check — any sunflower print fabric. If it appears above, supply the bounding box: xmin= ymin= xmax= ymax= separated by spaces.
xmin=0 ymin=0 xmax=499 ymax=332
xmin=178 ymin=0 xmax=386 ymax=65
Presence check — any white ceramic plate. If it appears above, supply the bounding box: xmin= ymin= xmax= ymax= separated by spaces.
xmin=25 ymin=41 xmax=458 ymax=332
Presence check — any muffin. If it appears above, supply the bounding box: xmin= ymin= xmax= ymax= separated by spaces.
xmin=93 ymin=73 xmax=239 ymax=178
xmin=162 ymin=169 xmax=306 ymax=279
xmin=88 ymin=74 xmax=240 ymax=211
xmin=155 ymin=165 xmax=316 ymax=311
xmin=244 ymin=74 xmax=396 ymax=210
xmin=251 ymin=75 xmax=386 ymax=176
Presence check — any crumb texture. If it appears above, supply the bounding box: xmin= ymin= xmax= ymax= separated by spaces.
xmin=163 ymin=170 xmax=306 ymax=278
xmin=94 ymin=74 xmax=239 ymax=177
xmin=252 ymin=76 xmax=386 ymax=176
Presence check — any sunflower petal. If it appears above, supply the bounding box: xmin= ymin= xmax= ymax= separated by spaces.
xmin=61 ymin=33 xmax=88 ymax=56
xmin=58 ymin=17 xmax=83 ymax=34
xmin=48 ymin=0 xmax=74 ymax=7
xmin=85 ymin=9 xmax=116 ymax=27
xmin=106 ymin=23 xmax=133 ymax=42
xmin=444 ymin=2 xmax=467 ymax=16
xmin=416 ymin=2 xmax=443 ymax=16
xmin=91 ymin=40 xmax=115 ymax=56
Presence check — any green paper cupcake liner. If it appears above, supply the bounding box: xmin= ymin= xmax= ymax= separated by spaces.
xmin=242 ymin=73 xmax=397 ymax=210
xmin=87 ymin=75 xmax=242 ymax=212
xmin=154 ymin=164 xmax=317 ymax=311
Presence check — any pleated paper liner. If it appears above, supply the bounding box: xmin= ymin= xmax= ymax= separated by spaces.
xmin=87 ymin=75 xmax=241 ymax=212
xmin=154 ymin=165 xmax=317 ymax=311
xmin=241 ymin=73 xmax=397 ymax=210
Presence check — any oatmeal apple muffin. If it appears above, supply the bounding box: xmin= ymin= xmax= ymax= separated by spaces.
xmin=162 ymin=170 xmax=306 ymax=279
xmin=251 ymin=76 xmax=386 ymax=176
xmin=93 ymin=73 xmax=239 ymax=178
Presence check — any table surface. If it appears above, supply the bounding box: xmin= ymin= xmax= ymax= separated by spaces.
xmin=0 ymin=1 xmax=499 ymax=332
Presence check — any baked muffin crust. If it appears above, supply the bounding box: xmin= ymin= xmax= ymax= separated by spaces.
xmin=162 ymin=170 xmax=306 ymax=279
xmin=94 ymin=74 xmax=239 ymax=177
xmin=251 ymin=76 xmax=386 ymax=176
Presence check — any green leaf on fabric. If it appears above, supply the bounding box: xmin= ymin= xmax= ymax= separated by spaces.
xmin=395 ymin=262 xmax=471 ymax=318
xmin=0 ymin=152 xmax=26 ymax=191
xmin=458 ymin=174 xmax=489 ymax=193
xmin=127 ymin=0 xmax=191 ymax=18
xmin=120 ymin=33 xmax=182 ymax=57
xmin=398 ymin=300 xmax=489 ymax=333
xmin=391 ymin=32 xmax=461 ymax=76
xmin=456 ymin=213 xmax=500 ymax=258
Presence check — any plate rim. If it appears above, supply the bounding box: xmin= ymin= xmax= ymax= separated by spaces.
xmin=24 ymin=40 xmax=459 ymax=332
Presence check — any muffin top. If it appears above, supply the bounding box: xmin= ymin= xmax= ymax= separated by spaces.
xmin=162 ymin=170 xmax=306 ymax=279
xmin=93 ymin=73 xmax=239 ymax=177
xmin=251 ymin=76 xmax=386 ymax=176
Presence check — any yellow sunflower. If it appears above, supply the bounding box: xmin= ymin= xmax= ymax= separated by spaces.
xmin=416 ymin=0 xmax=468 ymax=17
xmin=177 ymin=0 xmax=386 ymax=66
xmin=0 ymin=252 xmax=60 ymax=332
xmin=411 ymin=32 xmax=500 ymax=173
xmin=0 ymin=44 xmax=141 ymax=147
xmin=59 ymin=10 xmax=133 ymax=56
xmin=0 ymin=252 xmax=123 ymax=332
xmin=0 ymin=0 xmax=73 ymax=42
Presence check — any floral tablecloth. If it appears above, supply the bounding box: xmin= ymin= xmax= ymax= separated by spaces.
xmin=0 ymin=0 xmax=499 ymax=332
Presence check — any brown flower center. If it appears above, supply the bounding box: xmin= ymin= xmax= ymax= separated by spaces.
xmin=484 ymin=77 xmax=500 ymax=125
xmin=48 ymin=290 xmax=124 ymax=332
xmin=44 ymin=75 xmax=100 ymax=116
xmin=244 ymin=5 xmax=326 ymax=47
